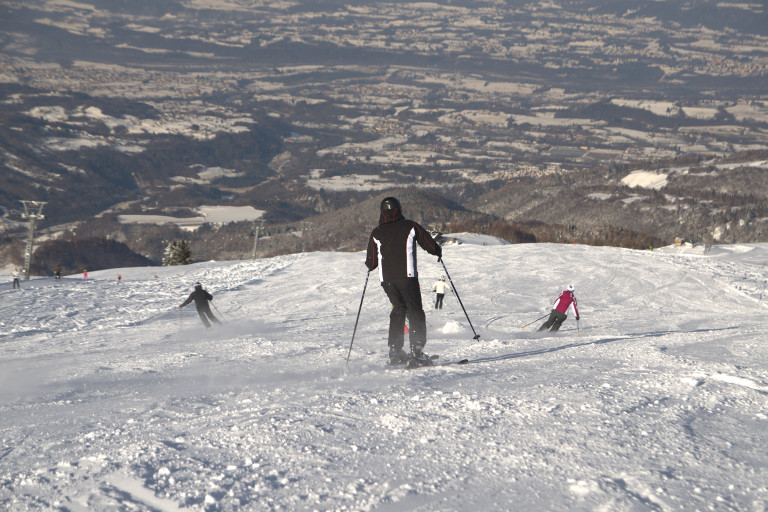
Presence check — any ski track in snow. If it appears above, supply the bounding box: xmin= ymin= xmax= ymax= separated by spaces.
xmin=1 ymin=240 xmax=767 ymax=511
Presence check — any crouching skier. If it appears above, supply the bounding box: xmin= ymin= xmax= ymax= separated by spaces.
xmin=539 ymin=284 xmax=580 ymax=332
xmin=180 ymin=282 xmax=221 ymax=329
xmin=365 ymin=197 xmax=442 ymax=367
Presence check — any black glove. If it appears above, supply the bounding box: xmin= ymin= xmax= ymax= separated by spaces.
xmin=576 ymin=316 xmax=580 ymax=321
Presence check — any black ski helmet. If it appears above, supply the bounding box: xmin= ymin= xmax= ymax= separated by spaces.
xmin=194 ymin=282 xmax=202 ymax=290
xmin=380 ymin=197 xmax=402 ymax=213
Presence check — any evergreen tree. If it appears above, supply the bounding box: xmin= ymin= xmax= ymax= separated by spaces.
xmin=162 ymin=240 xmax=193 ymax=266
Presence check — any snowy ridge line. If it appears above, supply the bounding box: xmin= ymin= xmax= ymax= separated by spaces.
xmin=466 ymin=335 xmax=635 ymax=365
xmin=468 ymin=326 xmax=742 ymax=365
xmin=710 ymin=373 xmax=768 ymax=394
xmin=0 ymin=327 xmax=55 ymax=341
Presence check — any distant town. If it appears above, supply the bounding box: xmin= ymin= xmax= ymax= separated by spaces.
xmin=1 ymin=0 xmax=767 ymax=266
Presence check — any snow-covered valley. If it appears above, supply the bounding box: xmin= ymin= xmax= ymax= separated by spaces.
xmin=1 ymin=238 xmax=767 ymax=511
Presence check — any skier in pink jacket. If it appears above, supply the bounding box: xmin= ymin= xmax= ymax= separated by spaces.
xmin=539 ymin=284 xmax=580 ymax=332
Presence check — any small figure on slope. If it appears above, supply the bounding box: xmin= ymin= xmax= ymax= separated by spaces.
xmin=12 ymin=268 xmax=20 ymax=289
xmin=180 ymin=282 xmax=221 ymax=329
xmin=431 ymin=276 xmax=450 ymax=309
xmin=538 ymin=284 xmax=580 ymax=332
xmin=365 ymin=197 xmax=442 ymax=366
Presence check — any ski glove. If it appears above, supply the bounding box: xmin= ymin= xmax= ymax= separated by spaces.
xmin=576 ymin=316 xmax=580 ymax=321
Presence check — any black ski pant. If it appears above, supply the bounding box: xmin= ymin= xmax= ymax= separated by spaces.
xmin=12 ymin=278 xmax=20 ymax=289
xmin=539 ymin=310 xmax=567 ymax=332
xmin=196 ymin=304 xmax=221 ymax=328
xmin=382 ymin=277 xmax=427 ymax=352
xmin=434 ymin=293 xmax=445 ymax=309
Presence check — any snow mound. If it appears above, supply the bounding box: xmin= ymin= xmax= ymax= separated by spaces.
xmin=440 ymin=321 xmax=463 ymax=334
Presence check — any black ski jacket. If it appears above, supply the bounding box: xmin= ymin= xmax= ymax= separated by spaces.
xmin=181 ymin=288 xmax=213 ymax=309
xmin=365 ymin=209 xmax=441 ymax=282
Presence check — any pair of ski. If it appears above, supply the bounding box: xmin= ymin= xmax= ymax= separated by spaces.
xmin=393 ymin=354 xmax=470 ymax=369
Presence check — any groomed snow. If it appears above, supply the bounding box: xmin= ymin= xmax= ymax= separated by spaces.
xmin=1 ymin=240 xmax=767 ymax=510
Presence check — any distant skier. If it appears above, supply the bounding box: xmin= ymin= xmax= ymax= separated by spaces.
xmin=54 ymin=265 xmax=61 ymax=280
xmin=539 ymin=284 xmax=580 ymax=332
xmin=12 ymin=268 xmax=20 ymax=289
xmin=365 ymin=197 xmax=442 ymax=366
xmin=431 ymin=276 xmax=450 ymax=309
xmin=180 ymin=282 xmax=221 ymax=329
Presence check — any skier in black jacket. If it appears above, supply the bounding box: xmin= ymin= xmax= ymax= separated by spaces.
xmin=180 ymin=282 xmax=221 ymax=329
xmin=365 ymin=197 xmax=442 ymax=366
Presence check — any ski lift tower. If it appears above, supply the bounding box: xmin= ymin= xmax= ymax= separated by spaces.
xmin=20 ymin=200 xmax=47 ymax=280
xmin=251 ymin=219 xmax=265 ymax=260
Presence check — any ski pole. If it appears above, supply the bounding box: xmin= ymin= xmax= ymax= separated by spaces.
xmin=439 ymin=258 xmax=480 ymax=340
xmin=346 ymin=271 xmax=370 ymax=364
xmin=521 ymin=313 xmax=549 ymax=329
xmin=179 ymin=307 xmax=183 ymax=328
xmin=577 ymin=318 xmax=581 ymax=337
xmin=212 ymin=301 xmax=227 ymax=323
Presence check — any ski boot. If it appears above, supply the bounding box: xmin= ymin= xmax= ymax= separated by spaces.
xmin=407 ymin=347 xmax=434 ymax=368
xmin=387 ymin=346 xmax=409 ymax=366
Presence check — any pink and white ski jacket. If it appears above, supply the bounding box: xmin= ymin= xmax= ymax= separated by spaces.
xmin=553 ymin=290 xmax=579 ymax=316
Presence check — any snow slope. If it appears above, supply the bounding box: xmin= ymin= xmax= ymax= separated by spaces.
xmin=1 ymin=240 xmax=767 ymax=511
